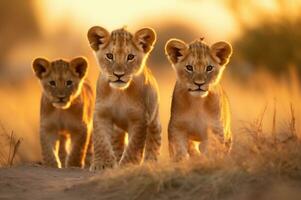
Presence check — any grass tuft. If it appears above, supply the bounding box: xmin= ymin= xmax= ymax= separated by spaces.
xmin=0 ymin=122 xmax=22 ymax=167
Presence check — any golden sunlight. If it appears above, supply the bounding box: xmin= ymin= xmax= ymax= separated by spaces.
xmin=33 ymin=0 xmax=239 ymax=39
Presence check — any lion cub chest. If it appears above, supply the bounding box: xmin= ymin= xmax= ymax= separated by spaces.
xmin=102 ymin=91 xmax=142 ymax=130
xmin=43 ymin=104 xmax=83 ymax=131
xmin=182 ymin=103 xmax=212 ymax=140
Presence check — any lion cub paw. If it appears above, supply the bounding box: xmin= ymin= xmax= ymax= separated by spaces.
xmin=89 ymin=158 xmax=117 ymax=172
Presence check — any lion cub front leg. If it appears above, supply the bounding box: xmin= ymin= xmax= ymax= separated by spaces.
xmin=91 ymin=115 xmax=117 ymax=171
xmin=144 ymin=110 xmax=162 ymax=162
xmin=84 ymin=137 xmax=93 ymax=168
xmin=211 ymin=120 xmax=228 ymax=146
xmin=40 ymin=127 xmax=61 ymax=168
xmin=110 ymin=126 xmax=125 ymax=162
xmin=168 ymin=125 xmax=189 ymax=162
xmin=211 ymin=120 xmax=232 ymax=154
xmin=67 ymin=125 xmax=90 ymax=168
xmin=120 ymin=121 xmax=147 ymax=166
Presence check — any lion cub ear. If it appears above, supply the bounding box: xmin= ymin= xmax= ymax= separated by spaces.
xmin=134 ymin=28 xmax=156 ymax=53
xmin=70 ymin=57 xmax=88 ymax=79
xmin=32 ymin=58 xmax=50 ymax=79
xmin=87 ymin=26 xmax=110 ymax=51
xmin=165 ymin=39 xmax=188 ymax=64
xmin=210 ymin=41 xmax=232 ymax=66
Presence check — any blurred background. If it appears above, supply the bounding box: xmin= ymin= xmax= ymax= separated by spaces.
xmin=0 ymin=0 xmax=301 ymax=163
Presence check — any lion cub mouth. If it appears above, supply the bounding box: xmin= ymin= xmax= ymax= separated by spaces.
xmin=52 ymin=98 xmax=71 ymax=109
xmin=109 ymin=78 xmax=131 ymax=89
xmin=188 ymin=88 xmax=206 ymax=92
xmin=53 ymin=102 xmax=71 ymax=109
xmin=114 ymin=79 xmax=126 ymax=83
xmin=188 ymin=88 xmax=208 ymax=97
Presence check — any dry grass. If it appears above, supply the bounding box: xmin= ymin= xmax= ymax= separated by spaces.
xmin=63 ymin=105 xmax=301 ymax=200
xmin=0 ymin=123 xmax=22 ymax=167
xmin=233 ymin=104 xmax=301 ymax=176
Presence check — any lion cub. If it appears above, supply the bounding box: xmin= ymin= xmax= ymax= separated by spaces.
xmin=87 ymin=26 xmax=161 ymax=170
xmin=165 ymin=38 xmax=232 ymax=161
xmin=32 ymin=57 xmax=94 ymax=168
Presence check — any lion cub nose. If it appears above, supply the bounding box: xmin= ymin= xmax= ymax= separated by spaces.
xmin=113 ymin=71 xmax=125 ymax=79
xmin=194 ymin=80 xmax=205 ymax=87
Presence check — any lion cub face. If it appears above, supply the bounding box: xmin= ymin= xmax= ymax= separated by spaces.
xmin=87 ymin=26 xmax=156 ymax=89
xmin=32 ymin=57 xmax=88 ymax=109
xmin=165 ymin=39 xmax=232 ymax=97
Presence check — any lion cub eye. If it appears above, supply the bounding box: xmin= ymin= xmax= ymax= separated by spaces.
xmin=127 ymin=54 xmax=135 ymax=61
xmin=49 ymin=80 xmax=56 ymax=87
xmin=66 ymin=80 xmax=73 ymax=87
xmin=206 ymin=65 xmax=214 ymax=72
xmin=185 ymin=65 xmax=193 ymax=72
xmin=106 ymin=53 xmax=114 ymax=60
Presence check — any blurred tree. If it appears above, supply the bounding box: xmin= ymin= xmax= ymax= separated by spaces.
xmin=0 ymin=0 xmax=40 ymax=70
xmin=224 ymin=0 xmax=301 ymax=76
xmin=233 ymin=17 xmax=301 ymax=75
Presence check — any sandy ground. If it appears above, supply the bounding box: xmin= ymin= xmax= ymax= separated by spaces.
xmin=1 ymin=163 xmax=301 ymax=200
xmin=0 ymin=164 xmax=93 ymax=200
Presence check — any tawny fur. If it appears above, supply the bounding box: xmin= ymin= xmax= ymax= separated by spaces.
xmin=88 ymin=26 xmax=161 ymax=170
xmin=165 ymin=38 xmax=232 ymax=161
xmin=32 ymin=57 xmax=94 ymax=168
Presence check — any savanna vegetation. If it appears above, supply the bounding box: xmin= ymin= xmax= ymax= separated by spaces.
xmin=0 ymin=1 xmax=301 ymax=199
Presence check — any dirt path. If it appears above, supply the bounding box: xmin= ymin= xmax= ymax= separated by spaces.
xmin=0 ymin=165 xmax=93 ymax=200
